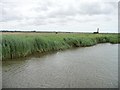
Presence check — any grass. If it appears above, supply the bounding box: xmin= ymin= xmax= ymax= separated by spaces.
xmin=1 ymin=32 xmax=120 ymax=60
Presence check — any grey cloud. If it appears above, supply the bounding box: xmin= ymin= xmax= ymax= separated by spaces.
xmin=2 ymin=11 xmax=23 ymax=22
xmin=107 ymin=2 xmax=118 ymax=8
xmin=78 ymin=2 xmax=115 ymax=15
xmin=46 ymin=2 xmax=116 ymax=20
xmin=48 ymin=9 xmax=77 ymax=18
xmin=42 ymin=1 xmax=116 ymax=25
xmin=34 ymin=6 xmax=49 ymax=11
xmin=33 ymin=1 xmax=52 ymax=12
xmin=1 ymin=2 xmax=23 ymax=22
xmin=0 ymin=0 xmax=117 ymax=25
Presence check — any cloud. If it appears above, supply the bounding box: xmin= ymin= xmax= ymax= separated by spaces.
xmin=1 ymin=0 xmax=117 ymax=21
xmin=0 ymin=0 xmax=118 ymax=32
xmin=79 ymin=2 xmax=114 ymax=15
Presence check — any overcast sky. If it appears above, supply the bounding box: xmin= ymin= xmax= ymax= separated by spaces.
xmin=0 ymin=0 xmax=119 ymax=32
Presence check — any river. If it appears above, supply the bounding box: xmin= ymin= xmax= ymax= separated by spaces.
xmin=2 ymin=44 xmax=118 ymax=88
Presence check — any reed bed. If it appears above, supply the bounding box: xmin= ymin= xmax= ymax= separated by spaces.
xmin=1 ymin=33 xmax=120 ymax=60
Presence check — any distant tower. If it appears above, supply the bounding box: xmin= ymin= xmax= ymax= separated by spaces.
xmin=97 ymin=28 xmax=99 ymax=33
xmin=93 ymin=28 xmax=99 ymax=34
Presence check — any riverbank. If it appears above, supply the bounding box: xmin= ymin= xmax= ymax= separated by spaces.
xmin=2 ymin=32 xmax=120 ymax=60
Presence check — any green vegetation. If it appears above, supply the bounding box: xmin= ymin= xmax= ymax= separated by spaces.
xmin=1 ymin=33 xmax=120 ymax=60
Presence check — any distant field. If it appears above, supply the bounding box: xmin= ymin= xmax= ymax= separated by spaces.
xmin=1 ymin=32 xmax=120 ymax=60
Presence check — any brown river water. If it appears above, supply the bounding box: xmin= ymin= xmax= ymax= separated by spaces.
xmin=2 ymin=44 xmax=118 ymax=88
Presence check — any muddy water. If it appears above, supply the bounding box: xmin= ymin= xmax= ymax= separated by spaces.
xmin=2 ymin=44 xmax=118 ymax=88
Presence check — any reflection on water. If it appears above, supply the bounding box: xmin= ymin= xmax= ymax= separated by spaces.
xmin=2 ymin=44 xmax=118 ymax=88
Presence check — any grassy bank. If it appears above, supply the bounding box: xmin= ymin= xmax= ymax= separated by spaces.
xmin=1 ymin=32 xmax=120 ymax=60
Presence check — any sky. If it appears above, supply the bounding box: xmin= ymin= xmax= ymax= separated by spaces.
xmin=0 ymin=0 xmax=119 ymax=33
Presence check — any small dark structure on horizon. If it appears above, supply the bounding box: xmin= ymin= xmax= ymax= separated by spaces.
xmin=55 ymin=32 xmax=58 ymax=34
xmin=93 ymin=28 xmax=99 ymax=34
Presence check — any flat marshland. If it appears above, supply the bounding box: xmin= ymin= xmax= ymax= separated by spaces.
xmin=1 ymin=32 xmax=120 ymax=60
